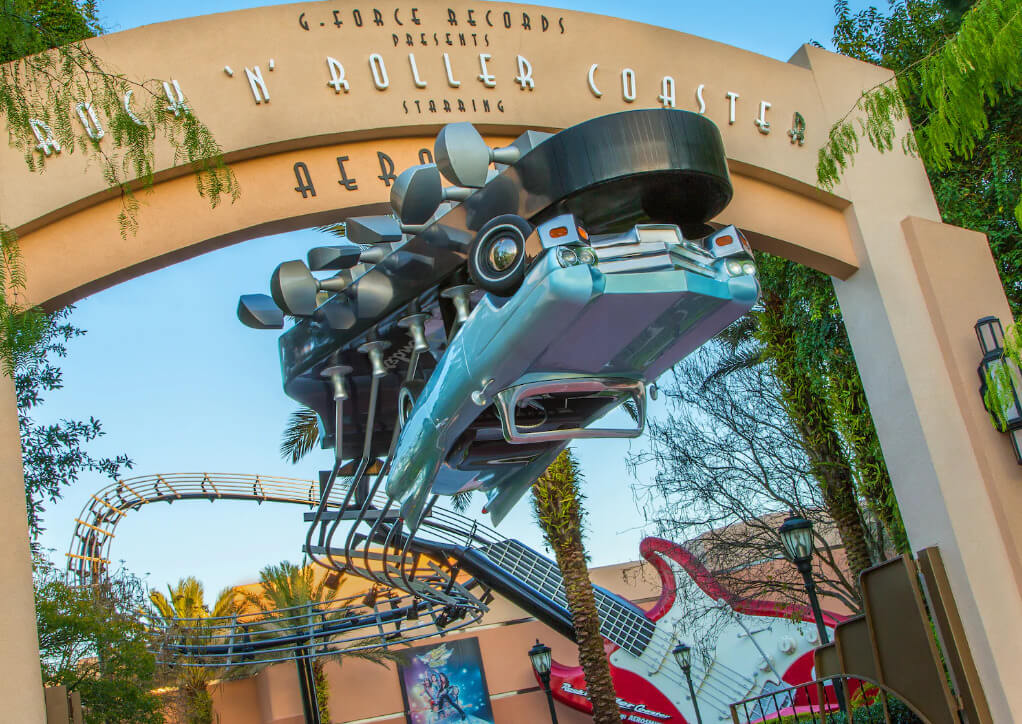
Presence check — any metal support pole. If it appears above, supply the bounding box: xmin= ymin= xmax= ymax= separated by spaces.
xmin=539 ymin=672 xmax=560 ymax=724
xmin=798 ymin=562 xmax=847 ymax=717
xmin=683 ymin=667 xmax=704 ymax=724
xmin=295 ymin=649 xmax=322 ymax=724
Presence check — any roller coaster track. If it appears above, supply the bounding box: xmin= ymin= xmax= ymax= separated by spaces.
xmin=67 ymin=473 xmax=489 ymax=666
xmin=66 ymin=473 xmax=327 ymax=585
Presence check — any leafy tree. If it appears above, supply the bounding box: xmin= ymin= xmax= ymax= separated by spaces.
xmin=0 ymin=0 xmax=237 ymax=372
xmin=34 ymin=556 xmax=164 ymax=724
xmin=241 ymin=561 xmax=402 ymax=722
xmin=150 ymin=577 xmax=239 ymax=724
xmin=820 ymin=0 xmax=1021 ymax=311
xmin=532 ymin=449 xmax=621 ymax=723
xmin=17 ymin=307 xmax=132 ymax=540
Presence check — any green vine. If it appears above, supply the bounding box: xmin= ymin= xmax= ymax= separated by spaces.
xmin=0 ymin=0 xmax=239 ymax=374
xmin=818 ymin=0 xmax=1022 ymax=227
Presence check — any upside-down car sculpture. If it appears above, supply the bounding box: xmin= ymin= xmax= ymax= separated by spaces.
xmin=240 ymin=108 xmax=758 ymax=527
xmin=237 ymin=108 xmax=797 ymax=722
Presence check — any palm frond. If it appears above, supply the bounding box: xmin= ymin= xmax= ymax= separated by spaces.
xmin=450 ymin=490 xmax=474 ymax=513
xmin=316 ymin=222 xmax=347 ymax=238
xmin=281 ymin=407 xmax=321 ymax=464
xmin=621 ymin=399 xmax=640 ymax=423
xmin=717 ymin=315 xmax=758 ymax=353
xmin=701 ymin=349 xmax=764 ymax=389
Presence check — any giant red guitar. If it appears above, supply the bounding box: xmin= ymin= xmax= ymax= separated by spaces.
xmin=458 ymin=536 xmax=845 ymax=724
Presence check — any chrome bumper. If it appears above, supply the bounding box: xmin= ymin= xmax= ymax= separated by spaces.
xmin=493 ymin=377 xmax=646 ymax=444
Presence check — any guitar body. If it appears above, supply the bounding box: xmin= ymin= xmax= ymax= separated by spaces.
xmin=542 ymin=537 xmax=844 ymax=723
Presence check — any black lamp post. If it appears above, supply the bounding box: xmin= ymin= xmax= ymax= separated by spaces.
xmin=777 ymin=513 xmax=828 ymax=645
xmin=778 ymin=512 xmax=846 ymax=714
xmin=672 ymin=642 xmax=703 ymax=724
xmin=976 ymin=316 xmax=1022 ymax=463
xmin=528 ymin=639 xmax=559 ymax=724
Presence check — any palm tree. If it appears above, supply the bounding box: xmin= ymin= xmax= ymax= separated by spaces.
xmin=241 ymin=561 xmax=402 ymax=723
xmin=532 ymin=449 xmax=621 ymax=723
xmin=150 ymin=577 xmax=239 ymax=724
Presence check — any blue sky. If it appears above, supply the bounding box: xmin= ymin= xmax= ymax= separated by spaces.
xmin=33 ymin=0 xmax=864 ymax=597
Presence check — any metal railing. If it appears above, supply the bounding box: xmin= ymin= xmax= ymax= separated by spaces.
xmin=729 ymin=676 xmax=927 ymax=724
xmin=66 ymin=473 xmax=325 ymax=585
xmin=150 ymin=587 xmax=477 ymax=668
xmin=67 ymin=472 xmax=489 ymax=666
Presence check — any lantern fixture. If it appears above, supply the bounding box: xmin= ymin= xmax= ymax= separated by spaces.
xmin=672 ymin=642 xmax=702 ymax=724
xmin=527 ymin=640 xmax=558 ymax=724
xmin=976 ymin=316 xmax=1022 ymax=464
xmin=672 ymin=642 xmax=692 ymax=673
xmin=777 ymin=513 xmax=815 ymax=569
xmin=527 ymin=639 xmax=552 ymax=678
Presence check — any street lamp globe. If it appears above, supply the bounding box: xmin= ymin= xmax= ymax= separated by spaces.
xmin=528 ymin=640 xmax=552 ymax=677
xmin=778 ymin=513 xmax=815 ymax=566
xmin=672 ymin=643 xmax=692 ymax=673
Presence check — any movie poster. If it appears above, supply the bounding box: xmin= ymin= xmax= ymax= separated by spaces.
xmin=397 ymin=637 xmax=496 ymax=724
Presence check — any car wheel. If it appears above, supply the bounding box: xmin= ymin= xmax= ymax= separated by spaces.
xmin=397 ymin=379 xmax=426 ymax=429
xmin=468 ymin=214 xmax=532 ymax=297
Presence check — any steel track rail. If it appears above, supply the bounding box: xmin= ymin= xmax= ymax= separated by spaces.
xmin=67 ymin=472 xmax=487 ymax=666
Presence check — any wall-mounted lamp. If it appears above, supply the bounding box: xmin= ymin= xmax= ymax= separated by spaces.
xmin=976 ymin=316 xmax=1022 ymax=464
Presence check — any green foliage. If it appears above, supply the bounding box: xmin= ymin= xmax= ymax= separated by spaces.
xmin=34 ymin=557 xmax=164 ymax=724
xmin=531 ymin=449 xmax=588 ymax=551
xmin=150 ymin=577 xmax=239 ymax=724
xmin=17 ymin=307 xmax=132 ymax=540
xmin=754 ymin=254 xmax=909 ymax=555
xmin=0 ymin=0 xmax=237 ymax=222
xmin=243 ymin=561 xmax=403 ymax=722
xmin=820 ymin=0 xmax=1021 ymax=223
xmin=0 ymin=0 xmax=238 ymax=374
xmin=823 ymin=0 xmax=1022 ymax=313
xmin=280 ymin=407 xmax=321 ymax=463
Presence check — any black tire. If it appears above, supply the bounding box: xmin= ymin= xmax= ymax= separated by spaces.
xmin=468 ymin=214 xmax=532 ymax=297
xmin=397 ymin=379 xmax=426 ymax=429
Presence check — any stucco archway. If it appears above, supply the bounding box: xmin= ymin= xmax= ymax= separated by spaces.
xmin=3 ymin=3 xmax=1019 ymax=721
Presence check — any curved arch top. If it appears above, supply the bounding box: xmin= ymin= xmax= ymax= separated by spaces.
xmin=2 ymin=0 xmax=873 ymax=307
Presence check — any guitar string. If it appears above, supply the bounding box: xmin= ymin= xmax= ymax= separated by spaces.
xmin=482 ymin=540 xmax=771 ymax=710
xmin=485 ymin=542 xmax=752 ymax=712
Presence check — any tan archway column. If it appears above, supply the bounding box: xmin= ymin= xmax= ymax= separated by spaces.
xmin=0 ymin=373 xmax=46 ymax=722
xmin=796 ymin=45 xmax=1022 ymax=718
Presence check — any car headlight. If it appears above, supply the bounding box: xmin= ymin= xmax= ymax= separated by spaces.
xmin=726 ymin=259 xmax=744 ymax=276
xmin=557 ymin=247 xmax=579 ymax=267
xmin=741 ymin=261 xmax=756 ymax=276
xmin=577 ymin=247 xmax=598 ymax=266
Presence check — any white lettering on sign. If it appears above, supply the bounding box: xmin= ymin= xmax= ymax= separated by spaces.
xmin=327 ymin=57 xmax=350 ymax=93
xmin=442 ymin=53 xmax=461 ymax=87
xmin=75 ymin=102 xmax=104 ymax=141
xmin=244 ymin=66 xmax=270 ymax=103
xmin=621 ymin=68 xmax=636 ymax=103
xmin=587 ymin=63 xmax=602 ymax=98
xmin=477 ymin=53 xmax=496 ymax=87
xmin=408 ymin=53 xmax=427 ymax=88
xmin=28 ymin=119 xmax=60 ymax=155
xmin=162 ymin=79 xmax=188 ymax=116
xmin=515 ymin=55 xmax=535 ymax=90
xmin=695 ymin=84 xmax=706 ymax=114
xmin=658 ymin=76 xmax=675 ymax=108
xmin=123 ymin=90 xmax=145 ymax=126
xmin=559 ymin=682 xmax=673 ymax=720
xmin=726 ymin=91 xmax=739 ymax=125
xmin=369 ymin=54 xmax=390 ymax=90
xmin=756 ymin=100 xmax=771 ymax=134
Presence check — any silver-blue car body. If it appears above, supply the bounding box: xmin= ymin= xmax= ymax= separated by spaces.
xmin=387 ymin=218 xmax=758 ymax=525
